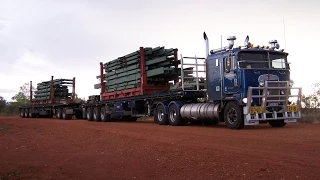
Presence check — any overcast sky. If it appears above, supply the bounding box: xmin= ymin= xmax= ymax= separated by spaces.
xmin=0 ymin=0 xmax=319 ymax=101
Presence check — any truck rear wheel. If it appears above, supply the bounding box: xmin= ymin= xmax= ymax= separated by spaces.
xmin=24 ymin=109 xmax=29 ymax=118
xmin=268 ymin=120 xmax=286 ymax=127
xmin=155 ymin=104 xmax=169 ymax=125
xmin=168 ymin=103 xmax=184 ymax=126
xmin=62 ymin=108 xmax=72 ymax=120
xmin=223 ymin=101 xmax=244 ymax=129
xmin=57 ymin=108 xmax=63 ymax=119
xmin=20 ymin=109 xmax=25 ymax=118
xmin=93 ymin=107 xmax=101 ymax=122
xmin=86 ymin=107 xmax=93 ymax=121
xmin=28 ymin=110 xmax=33 ymax=118
xmin=100 ymin=107 xmax=110 ymax=122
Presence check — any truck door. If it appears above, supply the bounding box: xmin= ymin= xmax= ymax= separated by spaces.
xmin=223 ymin=56 xmax=239 ymax=94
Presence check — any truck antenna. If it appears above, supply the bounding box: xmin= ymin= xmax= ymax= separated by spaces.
xmin=220 ymin=35 xmax=222 ymax=49
xmin=283 ymin=18 xmax=287 ymax=49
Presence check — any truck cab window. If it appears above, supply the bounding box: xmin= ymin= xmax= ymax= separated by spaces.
xmin=238 ymin=51 xmax=289 ymax=70
xmin=224 ymin=57 xmax=231 ymax=73
xmin=269 ymin=53 xmax=289 ymax=69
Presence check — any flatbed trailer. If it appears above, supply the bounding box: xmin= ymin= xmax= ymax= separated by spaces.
xmin=19 ymin=76 xmax=83 ymax=120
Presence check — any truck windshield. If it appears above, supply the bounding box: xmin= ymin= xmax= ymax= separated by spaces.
xmin=238 ymin=51 xmax=289 ymax=70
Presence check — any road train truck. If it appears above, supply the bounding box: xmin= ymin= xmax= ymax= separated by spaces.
xmin=19 ymin=32 xmax=302 ymax=129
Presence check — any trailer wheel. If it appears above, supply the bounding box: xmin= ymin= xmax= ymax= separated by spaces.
xmin=168 ymin=104 xmax=184 ymax=126
xmin=268 ymin=120 xmax=286 ymax=127
xmin=57 ymin=108 xmax=63 ymax=119
xmin=223 ymin=101 xmax=244 ymax=129
xmin=62 ymin=108 xmax=72 ymax=120
xmin=100 ymin=108 xmax=110 ymax=122
xmin=155 ymin=104 xmax=169 ymax=125
xmin=93 ymin=107 xmax=101 ymax=122
xmin=24 ymin=109 xmax=29 ymax=118
xmin=86 ymin=107 xmax=93 ymax=121
xmin=20 ymin=109 xmax=25 ymax=118
xmin=28 ymin=110 xmax=33 ymax=118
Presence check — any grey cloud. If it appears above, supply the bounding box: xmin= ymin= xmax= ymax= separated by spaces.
xmin=0 ymin=89 xmax=17 ymax=94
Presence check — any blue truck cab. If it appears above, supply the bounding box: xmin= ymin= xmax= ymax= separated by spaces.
xmin=203 ymin=33 xmax=302 ymax=128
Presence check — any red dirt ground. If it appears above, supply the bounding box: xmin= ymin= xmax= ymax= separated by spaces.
xmin=0 ymin=116 xmax=319 ymax=180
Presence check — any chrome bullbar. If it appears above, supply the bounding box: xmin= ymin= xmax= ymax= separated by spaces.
xmin=243 ymin=81 xmax=302 ymax=125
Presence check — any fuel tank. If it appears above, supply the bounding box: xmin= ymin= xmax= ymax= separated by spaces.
xmin=180 ymin=103 xmax=220 ymax=120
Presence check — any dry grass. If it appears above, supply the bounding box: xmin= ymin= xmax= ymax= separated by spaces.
xmin=299 ymin=111 xmax=320 ymax=124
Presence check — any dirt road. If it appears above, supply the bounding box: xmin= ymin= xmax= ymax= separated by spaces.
xmin=0 ymin=116 xmax=319 ymax=180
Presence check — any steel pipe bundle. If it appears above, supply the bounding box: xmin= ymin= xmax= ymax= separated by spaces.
xmin=94 ymin=46 xmax=184 ymax=92
xmin=33 ymin=79 xmax=73 ymax=100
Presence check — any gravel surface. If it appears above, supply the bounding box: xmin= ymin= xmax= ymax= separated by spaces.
xmin=0 ymin=116 xmax=319 ymax=180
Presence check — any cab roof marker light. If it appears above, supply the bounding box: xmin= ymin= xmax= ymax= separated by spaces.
xmin=269 ymin=40 xmax=280 ymax=50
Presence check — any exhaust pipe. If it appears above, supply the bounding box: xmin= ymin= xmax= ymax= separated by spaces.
xmin=203 ymin=32 xmax=209 ymax=56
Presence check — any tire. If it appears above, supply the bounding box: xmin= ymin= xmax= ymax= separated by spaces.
xmin=28 ymin=110 xmax=33 ymax=118
xmin=62 ymin=108 xmax=72 ymax=120
xmin=20 ymin=109 xmax=25 ymax=118
xmin=93 ymin=107 xmax=101 ymax=122
xmin=24 ymin=109 xmax=29 ymax=118
xmin=268 ymin=120 xmax=286 ymax=127
xmin=57 ymin=108 xmax=63 ymax=119
xmin=223 ymin=101 xmax=244 ymax=129
xmin=100 ymin=107 xmax=110 ymax=122
xmin=155 ymin=104 xmax=169 ymax=125
xmin=86 ymin=107 xmax=93 ymax=121
xmin=168 ymin=103 xmax=184 ymax=126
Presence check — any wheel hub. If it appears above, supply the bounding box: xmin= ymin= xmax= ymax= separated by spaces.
xmin=158 ymin=109 xmax=164 ymax=122
xmin=169 ymin=109 xmax=177 ymax=122
xmin=227 ymin=107 xmax=237 ymax=124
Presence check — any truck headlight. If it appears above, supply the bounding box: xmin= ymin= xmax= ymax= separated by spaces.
xmin=289 ymin=79 xmax=294 ymax=87
xmin=259 ymin=80 xmax=265 ymax=87
xmin=242 ymin=97 xmax=253 ymax=104
xmin=243 ymin=98 xmax=248 ymax=103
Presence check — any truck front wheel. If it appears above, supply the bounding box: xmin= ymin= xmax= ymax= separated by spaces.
xmin=223 ymin=101 xmax=244 ymax=129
